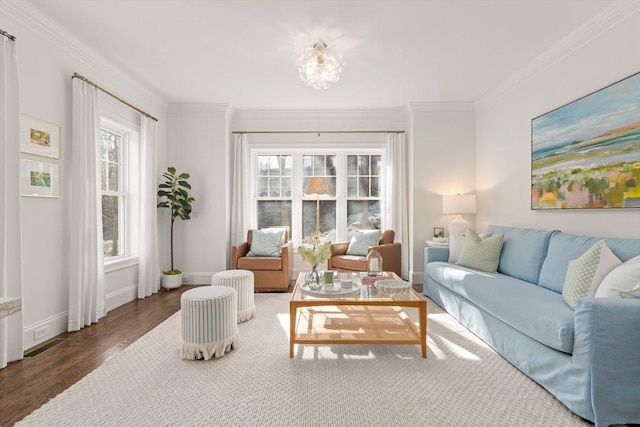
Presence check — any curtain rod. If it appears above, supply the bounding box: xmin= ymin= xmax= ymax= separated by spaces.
xmin=232 ymin=130 xmax=404 ymax=135
xmin=72 ymin=72 xmax=158 ymax=122
xmin=0 ymin=28 xmax=16 ymax=41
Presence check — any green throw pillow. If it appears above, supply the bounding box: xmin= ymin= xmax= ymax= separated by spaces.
xmin=563 ymin=240 xmax=622 ymax=309
xmin=456 ymin=229 xmax=504 ymax=273
xmin=247 ymin=229 xmax=284 ymax=257
xmin=346 ymin=230 xmax=382 ymax=256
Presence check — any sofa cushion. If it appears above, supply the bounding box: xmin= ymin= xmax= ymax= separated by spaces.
xmin=562 ymin=241 xmax=622 ymax=309
xmin=456 ymin=229 xmax=504 ymax=272
xmin=427 ymin=261 xmax=575 ymax=353
xmin=346 ymin=230 xmax=381 ymax=256
xmin=237 ymin=256 xmax=282 ymax=271
xmin=486 ymin=225 xmax=555 ymax=285
xmin=330 ymin=255 xmax=367 ymax=272
xmin=539 ymin=233 xmax=640 ymax=293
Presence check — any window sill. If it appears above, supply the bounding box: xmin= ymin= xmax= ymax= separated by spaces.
xmin=104 ymin=256 xmax=139 ymax=273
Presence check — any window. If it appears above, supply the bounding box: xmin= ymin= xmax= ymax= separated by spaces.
xmin=99 ymin=127 xmax=127 ymax=258
xmin=99 ymin=117 xmax=139 ymax=265
xmin=254 ymin=150 xmax=384 ymax=246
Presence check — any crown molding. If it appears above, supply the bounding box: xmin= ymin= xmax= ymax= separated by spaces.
xmin=408 ymin=102 xmax=475 ymax=113
xmin=475 ymin=0 xmax=640 ymax=110
xmin=168 ymin=103 xmax=230 ymax=117
xmin=3 ymin=0 xmax=167 ymax=114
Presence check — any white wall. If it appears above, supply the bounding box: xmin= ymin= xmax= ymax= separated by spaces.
xmin=475 ymin=5 xmax=640 ymax=239
xmin=409 ymin=103 xmax=476 ymax=283
xmin=165 ymin=104 xmax=229 ymax=284
xmin=2 ymin=1 xmax=168 ymax=350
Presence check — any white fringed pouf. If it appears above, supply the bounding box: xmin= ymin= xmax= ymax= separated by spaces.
xmin=211 ymin=270 xmax=256 ymax=323
xmin=180 ymin=286 xmax=238 ymax=360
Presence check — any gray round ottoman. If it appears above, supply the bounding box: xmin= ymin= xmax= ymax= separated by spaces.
xmin=180 ymin=286 xmax=238 ymax=360
xmin=211 ymin=270 xmax=256 ymax=323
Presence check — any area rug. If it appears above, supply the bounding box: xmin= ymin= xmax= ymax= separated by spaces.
xmin=18 ymin=293 xmax=589 ymax=426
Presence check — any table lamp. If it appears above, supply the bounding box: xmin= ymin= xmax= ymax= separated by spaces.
xmin=442 ymin=194 xmax=476 ymax=236
xmin=304 ymin=177 xmax=330 ymax=247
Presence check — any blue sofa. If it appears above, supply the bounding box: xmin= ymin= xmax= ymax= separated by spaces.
xmin=423 ymin=225 xmax=640 ymax=427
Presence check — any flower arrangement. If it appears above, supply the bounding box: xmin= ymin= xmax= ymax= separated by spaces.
xmin=298 ymin=242 xmax=331 ymax=267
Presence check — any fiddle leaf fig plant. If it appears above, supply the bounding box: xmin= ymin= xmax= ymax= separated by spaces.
xmin=157 ymin=166 xmax=195 ymax=274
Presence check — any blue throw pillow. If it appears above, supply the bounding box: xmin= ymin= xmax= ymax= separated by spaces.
xmin=247 ymin=229 xmax=284 ymax=257
xmin=346 ymin=230 xmax=382 ymax=256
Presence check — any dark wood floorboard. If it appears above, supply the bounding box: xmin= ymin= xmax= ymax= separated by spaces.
xmin=0 ymin=285 xmax=194 ymax=427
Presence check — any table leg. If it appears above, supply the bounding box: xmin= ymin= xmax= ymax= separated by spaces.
xmin=420 ymin=301 xmax=427 ymax=358
xmin=289 ymin=302 xmax=296 ymax=357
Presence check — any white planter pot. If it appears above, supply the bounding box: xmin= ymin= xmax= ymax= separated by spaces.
xmin=162 ymin=273 xmax=183 ymax=289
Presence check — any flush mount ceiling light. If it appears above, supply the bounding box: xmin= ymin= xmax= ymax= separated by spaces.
xmin=296 ymin=42 xmax=344 ymax=90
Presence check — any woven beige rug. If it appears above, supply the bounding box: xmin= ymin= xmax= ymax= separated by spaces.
xmin=19 ymin=293 xmax=589 ymax=426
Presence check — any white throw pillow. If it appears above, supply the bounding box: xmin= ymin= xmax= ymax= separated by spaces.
xmin=456 ymin=229 xmax=504 ymax=273
xmin=562 ymin=241 xmax=621 ymax=309
xmin=595 ymin=255 xmax=640 ymax=298
xmin=346 ymin=230 xmax=382 ymax=256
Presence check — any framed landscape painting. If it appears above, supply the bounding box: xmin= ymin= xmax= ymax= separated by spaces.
xmin=20 ymin=114 xmax=61 ymax=159
xmin=531 ymin=72 xmax=640 ymax=209
xmin=20 ymin=159 xmax=61 ymax=198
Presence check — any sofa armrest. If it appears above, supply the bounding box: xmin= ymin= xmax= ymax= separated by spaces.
xmin=574 ymin=297 xmax=640 ymax=425
xmin=330 ymin=242 xmax=349 ymax=256
xmin=424 ymin=246 xmax=449 ymax=264
xmin=231 ymin=242 xmax=249 ymax=269
xmin=371 ymin=243 xmax=401 ymax=277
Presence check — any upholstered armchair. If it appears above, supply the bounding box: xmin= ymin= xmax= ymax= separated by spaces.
xmin=231 ymin=229 xmax=293 ymax=292
xmin=327 ymin=230 xmax=402 ymax=277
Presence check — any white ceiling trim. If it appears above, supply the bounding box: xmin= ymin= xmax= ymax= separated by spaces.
xmin=408 ymin=102 xmax=475 ymax=113
xmin=475 ymin=0 xmax=639 ymax=110
xmin=3 ymin=0 xmax=167 ymax=114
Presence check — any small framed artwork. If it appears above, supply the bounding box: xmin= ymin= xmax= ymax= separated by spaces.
xmin=20 ymin=114 xmax=61 ymax=159
xmin=433 ymin=227 xmax=445 ymax=238
xmin=20 ymin=159 xmax=61 ymax=198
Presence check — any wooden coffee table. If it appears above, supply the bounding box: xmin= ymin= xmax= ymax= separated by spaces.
xmin=289 ymin=272 xmax=427 ymax=358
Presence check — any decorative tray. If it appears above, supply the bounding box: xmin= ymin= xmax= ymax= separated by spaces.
xmin=300 ymin=282 xmax=362 ymax=298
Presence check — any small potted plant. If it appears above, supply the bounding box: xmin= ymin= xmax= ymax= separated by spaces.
xmin=157 ymin=166 xmax=195 ymax=289
xmin=298 ymin=235 xmax=331 ymax=289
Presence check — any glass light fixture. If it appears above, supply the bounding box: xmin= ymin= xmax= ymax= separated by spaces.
xmin=297 ymin=42 xmax=344 ymax=90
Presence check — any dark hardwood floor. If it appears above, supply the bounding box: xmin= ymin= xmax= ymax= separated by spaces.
xmin=0 ymin=285 xmax=193 ymax=427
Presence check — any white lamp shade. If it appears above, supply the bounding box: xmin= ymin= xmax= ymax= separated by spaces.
xmin=442 ymin=194 xmax=477 ymax=215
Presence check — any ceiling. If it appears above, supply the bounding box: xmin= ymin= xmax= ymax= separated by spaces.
xmin=25 ymin=0 xmax=614 ymax=109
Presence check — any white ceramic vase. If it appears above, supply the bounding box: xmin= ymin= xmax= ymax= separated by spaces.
xmin=162 ymin=273 xmax=183 ymax=289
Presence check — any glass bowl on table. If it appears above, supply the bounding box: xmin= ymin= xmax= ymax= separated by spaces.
xmin=374 ymin=279 xmax=411 ymax=297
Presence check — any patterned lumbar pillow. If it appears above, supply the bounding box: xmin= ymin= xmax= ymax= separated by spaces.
xmin=562 ymin=240 xmax=622 ymax=309
xmin=247 ymin=229 xmax=285 ymax=257
xmin=346 ymin=229 xmax=382 ymax=256
xmin=595 ymin=255 xmax=640 ymax=298
xmin=456 ymin=229 xmax=504 ymax=273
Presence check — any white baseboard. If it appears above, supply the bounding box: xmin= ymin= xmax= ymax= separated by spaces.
xmin=106 ymin=284 xmax=137 ymax=311
xmin=24 ymin=311 xmax=68 ymax=352
xmin=181 ymin=272 xmax=214 ymax=285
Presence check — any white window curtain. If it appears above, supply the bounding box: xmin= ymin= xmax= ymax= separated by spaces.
xmin=137 ymin=115 xmax=160 ymax=298
xmin=385 ymin=132 xmax=410 ymax=279
xmin=68 ymin=78 xmax=106 ymax=331
xmin=229 ymin=133 xmax=250 ymax=248
xmin=0 ymin=36 xmax=23 ymax=369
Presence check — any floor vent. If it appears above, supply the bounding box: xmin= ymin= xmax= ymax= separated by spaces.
xmin=24 ymin=338 xmax=67 ymax=358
